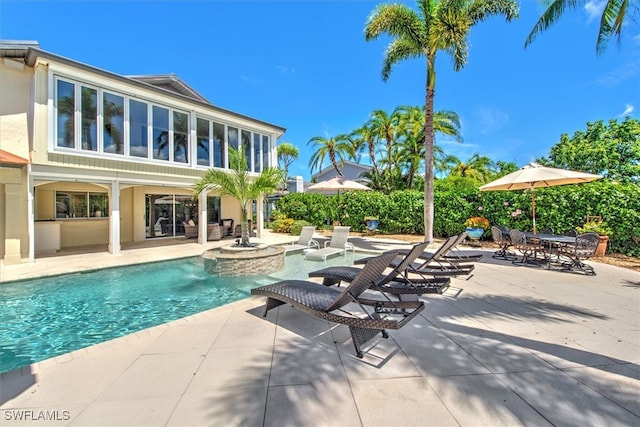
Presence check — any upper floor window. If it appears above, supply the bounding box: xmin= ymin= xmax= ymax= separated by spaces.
xmin=53 ymin=76 xmax=275 ymax=171
xmin=56 ymin=80 xmax=75 ymax=148
xmin=103 ymin=92 xmax=125 ymax=155
xmin=129 ymin=99 xmax=148 ymax=158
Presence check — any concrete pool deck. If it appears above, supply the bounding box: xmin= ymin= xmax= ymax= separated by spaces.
xmin=1 ymin=232 xmax=639 ymax=426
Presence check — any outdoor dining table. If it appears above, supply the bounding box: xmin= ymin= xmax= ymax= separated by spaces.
xmin=523 ymin=232 xmax=577 ymax=268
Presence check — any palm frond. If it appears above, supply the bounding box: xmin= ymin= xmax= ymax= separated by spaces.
xmin=525 ymin=0 xmax=583 ymax=48
xmin=597 ymin=0 xmax=628 ymax=54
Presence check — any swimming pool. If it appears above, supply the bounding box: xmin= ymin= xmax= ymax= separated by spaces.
xmin=0 ymin=251 xmax=365 ymax=373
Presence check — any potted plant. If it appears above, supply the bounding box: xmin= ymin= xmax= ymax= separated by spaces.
xmin=464 ymin=216 xmax=490 ymax=242
xmin=576 ymin=220 xmax=611 ymax=257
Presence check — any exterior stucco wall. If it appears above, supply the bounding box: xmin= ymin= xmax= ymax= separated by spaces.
xmin=0 ymin=58 xmax=32 ymax=159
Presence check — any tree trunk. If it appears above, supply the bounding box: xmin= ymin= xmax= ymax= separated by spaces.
xmin=240 ymin=207 xmax=251 ymax=247
xmin=423 ymin=56 xmax=436 ymax=243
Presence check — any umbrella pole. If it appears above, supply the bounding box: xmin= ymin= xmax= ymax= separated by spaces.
xmin=531 ymin=189 xmax=537 ymax=234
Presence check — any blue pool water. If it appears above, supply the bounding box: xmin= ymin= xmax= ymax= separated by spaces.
xmin=0 ymin=252 xmax=364 ymax=373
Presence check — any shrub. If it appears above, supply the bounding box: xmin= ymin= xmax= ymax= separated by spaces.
xmin=290 ymin=220 xmax=313 ymax=236
xmin=270 ymin=217 xmax=295 ymax=233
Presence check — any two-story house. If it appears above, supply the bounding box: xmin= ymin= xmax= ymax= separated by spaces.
xmin=0 ymin=40 xmax=285 ymax=265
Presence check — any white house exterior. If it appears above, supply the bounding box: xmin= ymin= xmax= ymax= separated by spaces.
xmin=0 ymin=40 xmax=285 ymax=265
xmin=310 ymin=160 xmax=372 ymax=185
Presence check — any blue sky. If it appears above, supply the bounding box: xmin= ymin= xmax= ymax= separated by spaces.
xmin=1 ymin=0 xmax=638 ymax=180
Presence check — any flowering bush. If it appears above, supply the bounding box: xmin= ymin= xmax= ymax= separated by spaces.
xmin=464 ymin=216 xmax=490 ymax=229
xmin=576 ymin=220 xmax=611 ymax=236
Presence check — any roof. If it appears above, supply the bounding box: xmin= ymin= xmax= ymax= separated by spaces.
xmin=311 ymin=160 xmax=372 ymax=181
xmin=0 ymin=149 xmax=29 ymax=165
xmin=0 ymin=40 xmax=286 ymax=135
xmin=127 ymin=74 xmax=210 ymax=104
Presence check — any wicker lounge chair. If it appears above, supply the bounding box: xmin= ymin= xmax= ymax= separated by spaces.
xmin=305 ymin=226 xmax=354 ymax=261
xmin=251 ymin=252 xmax=424 ymax=358
xmin=309 ymin=241 xmax=450 ymax=296
xmin=284 ymin=226 xmax=319 ymax=254
xmin=358 ymin=234 xmax=475 ymax=278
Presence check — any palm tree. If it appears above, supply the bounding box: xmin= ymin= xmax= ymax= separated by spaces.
xmin=193 ymin=146 xmax=283 ymax=247
xmin=366 ymin=109 xmax=399 ymax=191
xmin=277 ymin=142 xmax=299 ymax=185
xmin=395 ymin=106 xmax=463 ymax=189
xmin=525 ymin=0 xmax=637 ymax=55
xmin=365 ymin=0 xmax=518 ymax=242
xmin=448 ymin=153 xmax=495 ymax=183
xmin=307 ymin=134 xmax=354 ymax=177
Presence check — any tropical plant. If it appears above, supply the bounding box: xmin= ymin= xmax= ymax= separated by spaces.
xmin=365 ymin=0 xmax=519 ymax=242
xmin=525 ymin=0 xmax=638 ymax=55
xmin=576 ymin=219 xmax=612 ymax=236
xmin=193 ymin=146 xmax=284 ymax=246
xmin=277 ymin=142 xmax=299 ymax=185
xmin=447 ymin=153 xmax=495 ymax=183
xmin=307 ymin=134 xmax=354 ymax=177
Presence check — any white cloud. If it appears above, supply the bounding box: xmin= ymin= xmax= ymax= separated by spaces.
xmin=277 ymin=65 xmax=296 ymax=74
xmin=584 ymin=1 xmax=605 ymax=24
xmin=474 ymin=106 xmax=509 ymax=135
xmin=620 ymin=104 xmax=635 ymax=117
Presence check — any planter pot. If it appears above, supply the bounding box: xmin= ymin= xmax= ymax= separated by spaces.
xmin=595 ymin=235 xmax=609 ymax=257
xmin=465 ymin=227 xmax=485 ymax=240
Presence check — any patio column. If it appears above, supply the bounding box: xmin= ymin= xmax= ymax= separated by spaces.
xmin=108 ymin=180 xmax=121 ymax=255
xmin=3 ymin=183 xmax=23 ymax=264
xmin=27 ymin=165 xmax=35 ymax=262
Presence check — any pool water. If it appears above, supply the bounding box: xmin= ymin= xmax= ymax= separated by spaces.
xmin=0 ymin=251 xmax=364 ymax=373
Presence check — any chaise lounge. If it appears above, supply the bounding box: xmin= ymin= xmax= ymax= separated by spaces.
xmin=310 ymin=241 xmax=451 ymax=296
xmin=284 ymin=226 xmax=319 ymax=254
xmin=305 ymin=226 xmax=354 ymax=261
xmin=251 ymin=251 xmax=424 ymax=358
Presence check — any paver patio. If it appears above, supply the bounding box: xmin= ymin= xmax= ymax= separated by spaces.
xmin=1 ymin=233 xmax=639 ymax=426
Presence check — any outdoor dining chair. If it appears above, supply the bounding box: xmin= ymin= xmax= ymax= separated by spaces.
xmin=557 ymin=232 xmax=600 ymax=275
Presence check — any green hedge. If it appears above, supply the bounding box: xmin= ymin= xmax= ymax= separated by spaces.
xmin=273 ymin=181 xmax=640 ymax=256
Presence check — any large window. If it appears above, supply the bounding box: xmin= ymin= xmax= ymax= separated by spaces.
xmin=253 ymin=133 xmax=261 ymax=172
xmin=242 ymin=130 xmax=252 ymax=170
xmin=80 ymin=86 xmax=98 ymax=151
xmin=212 ymin=122 xmax=224 ymax=168
xmin=227 ymin=126 xmax=238 ymax=168
xmin=53 ymin=76 xmax=276 ymax=171
xmin=196 ymin=118 xmax=210 ymax=166
xmin=173 ymin=111 xmax=189 ymax=163
xmin=129 ymin=100 xmax=148 ymax=158
xmin=262 ymin=135 xmax=270 ymax=170
xmin=55 ymin=191 xmax=108 ymax=219
xmin=103 ymin=92 xmax=124 ymax=154
xmin=152 ymin=106 xmax=169 ymax=161
xmin=56 ymin=80 xmax=75 ymax=148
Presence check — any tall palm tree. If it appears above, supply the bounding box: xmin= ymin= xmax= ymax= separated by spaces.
xmin=277 ymin=142 xmax=299 ymax=186
xmin=193 ymin=146 xmax=283 ymax=247
xmin=350 ymin=125 xmax=381 ymax=179
xmin=307 ymin=134 xmax=354 ymax=177
xmin=365 ymin=0 xmax=518 ymax=242
xmin=525 ymin=0 xmax=637 ymax=54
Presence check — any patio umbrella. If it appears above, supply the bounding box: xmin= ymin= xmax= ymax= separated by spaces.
xmin=479 ymin=162 xmax=602 ymax=234
xmin=307 ymin=176 xmax=371 ymax=194
xmin=307 ymin=176 xmax=371 ymax=224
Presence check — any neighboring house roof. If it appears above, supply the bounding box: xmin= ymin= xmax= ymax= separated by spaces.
xmin=311 ymin=160 xmax=372 ymax=182
xmin=0 ymin=40 xmax=286 ymax=136
xmin=0 ymin=149 xmax=29 ymax=165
